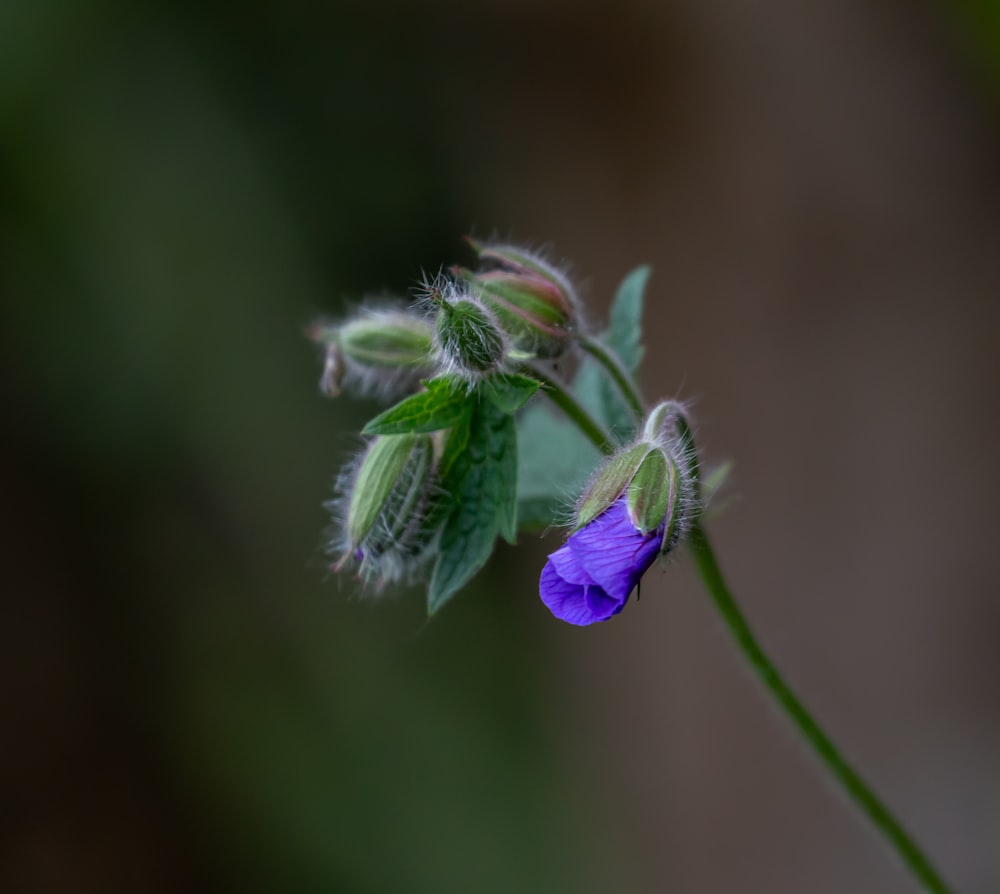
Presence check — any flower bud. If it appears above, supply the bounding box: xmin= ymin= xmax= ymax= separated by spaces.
xmin=460 ymin=239 xmax=578 ymax=358
xmin=308 ymin=308 xmax=435 ymax=401
xmin=331 ymin=432 xmax=442 ymax=585
xmin=433 ymin=293 xmax=508 ymax=383
xmin=572 ymin=401 xmax=699 ymax=556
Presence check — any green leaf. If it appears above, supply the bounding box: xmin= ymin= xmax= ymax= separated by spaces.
xmin=606 ymin=265 xmax=649 ymax=375
xmin=515 ymin=496 xmax=562 ymax=533
xmin=362 ymin=376 xmax=470 ymax=435
xmin=428 ymin=400 xmax=518 ymax=614
xmin=516 ymin=402 xmax=601 ymax=531
xmin=576 ymin=266 xmax=651 ymax=441
xmin=485 ymin=373 xmax=541 ymax=414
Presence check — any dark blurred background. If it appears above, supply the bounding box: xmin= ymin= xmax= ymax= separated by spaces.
xmin=2 ymin=1 xmax=999 ymax=892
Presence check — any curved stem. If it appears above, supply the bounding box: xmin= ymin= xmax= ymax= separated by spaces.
xmin=522 ymin=363 xmax=615 ymax=456
xmin=686 ymin=525 xmax=953 ymax=894
xmin=578 ymin=334 xmax=646 ymax=424
xmin=549 ymin=350 xmax=953 ymax=893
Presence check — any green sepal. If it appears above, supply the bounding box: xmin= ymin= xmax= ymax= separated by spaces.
xmin=485 ymin=373 xmax=541 ymax=415
xmin=464 ymin=239 xmax=556 ymax=282
xmin=362 ymin=376 xmax=470 ymax=435
xmin=347 ymin=434 xmax=429 ymax=547
xmin=478 ymin=278 xmax=566 ymax=327
xmin=627 ymin=449 xmax=676 ymax=535
xmin=575 ymin=442 xmax=651 ymax=529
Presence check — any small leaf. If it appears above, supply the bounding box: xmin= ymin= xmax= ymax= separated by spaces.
xmin=485 ymin=373 xmax=541 ymax=414
xmin=428 ymin=400 xmax=518 ymax=614
xmin=700 ymin=460 xmax=734 ymax=520
xmin=573 ymin=266 xmax=652 ymax=441
xmin=606 ymin=265 xmax=649 ymax=376
xmin=516 ymin=402 xmax=601 ymax=530
xmin=362 ymin=376 xmax=470 ymax=435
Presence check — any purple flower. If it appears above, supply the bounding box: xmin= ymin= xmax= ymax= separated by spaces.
xmin=539 ymin=499 xmax=663 ymax=626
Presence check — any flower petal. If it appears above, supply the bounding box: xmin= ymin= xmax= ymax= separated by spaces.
xmin=539 ymin=560 xmax=621 ymax=625
xmin=584 ymin=584 xmax=627 ymax=621
xmin=567 ymin=501 xmax=661 ymax=601
xmin=547 ymin=542 xmax=599 ymax=586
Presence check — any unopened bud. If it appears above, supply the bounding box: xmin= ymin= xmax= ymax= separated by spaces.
xmin=573 ymin=401 xmax=700 ymax=555
xmin=308 ymin=309 xmax=435 ymax=401
xmin=433 ymin=293 xmax=507 ymax=383
xmin=332 ymin=432 xmax=441 ymax=585
xmin=461 ymin=239 xmax=578 ymax=358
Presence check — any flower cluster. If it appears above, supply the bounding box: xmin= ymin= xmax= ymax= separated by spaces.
xmin=304 ymin=242 xmax=954 ymax=894
xmin=309 ymin=240 xmax=704 ymax=619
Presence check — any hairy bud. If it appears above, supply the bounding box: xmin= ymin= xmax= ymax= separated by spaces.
xmin=330 ymin=433 xmax=442 ymax=586
xmin=459 ymin=239 xmax=578 ymax=358
xmin=308 ymin=308 xmax=435 ymax=401
xmin=573 ymin=401 xmax=699 ymax=556
xmin=430 ymin=281 xmax=508 ymax=384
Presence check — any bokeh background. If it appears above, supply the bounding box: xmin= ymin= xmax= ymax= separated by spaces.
xmin=3 ymin=1 xmax=999 ymax=892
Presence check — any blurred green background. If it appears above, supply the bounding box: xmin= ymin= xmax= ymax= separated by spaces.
xmin=3 ymin=1 xmax=999 ymax=892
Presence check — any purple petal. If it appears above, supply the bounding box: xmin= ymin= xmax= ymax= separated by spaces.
xmin=567 ymin=501 xmax=661 ymax=601
xmin=584 ymin=584 xmax=626 ymax=620
xmin=539 ymin=560 xmax=623 ymax=626
xmin=548 ymin=542 xmax=598 ymax=586
xmin=538 ymin=498 xmax=665 ymax=625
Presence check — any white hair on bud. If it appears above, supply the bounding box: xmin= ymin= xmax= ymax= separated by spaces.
xmin=323 ymin=440 xmax=444 ymax=593
xmin=480 ymin=241 xmax=581 ymax=309
xmin=468 ymin=231 xmax=584 ymax=303
xmin=567 ymin=440 xmax=643 ymax=526
xmin=651 ymin=399 xmax=702 ymax=556
xmin=312 ymin=303 xmax=438 ymax=404
xmin=424 ymin=277 xmax=511 ymax=390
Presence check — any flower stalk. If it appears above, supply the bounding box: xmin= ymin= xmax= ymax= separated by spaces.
xmin=577 ymin=333 xmax=646 ymax=424
xmin=686 ymin=525 xmax=952 ymax=894
xmin=540 ymin=354 xmax=954 ymax=894
xmin=310 ymin=244 xmax=953 ymax=893
xmin=521 ymin=362 xmax=615 ymax=456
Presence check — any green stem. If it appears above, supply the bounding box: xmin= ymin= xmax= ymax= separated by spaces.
xmin=549 ymin=347 xmax=954 ymax=894
xmin=687 ymin=525 xmax=953 ymax=894
xmin=578 ymin=334 xmax=646 ymax=424
xmin=522 ymin=364 xmax=615 ymax=456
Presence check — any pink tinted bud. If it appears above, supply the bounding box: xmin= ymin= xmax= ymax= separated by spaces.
xmin=461 ymin=239 xmax=579 ymax=358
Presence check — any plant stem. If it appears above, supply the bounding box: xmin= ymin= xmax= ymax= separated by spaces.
xmin=578 ymin=334 xmax=646 ymax=424
xmin=549 ymin=346 xmax=954 ymax=894
xmin=522 ymin=364 xmax=615 ymax=456
xmin=686 ymin=524 xmax=952 ymax=893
